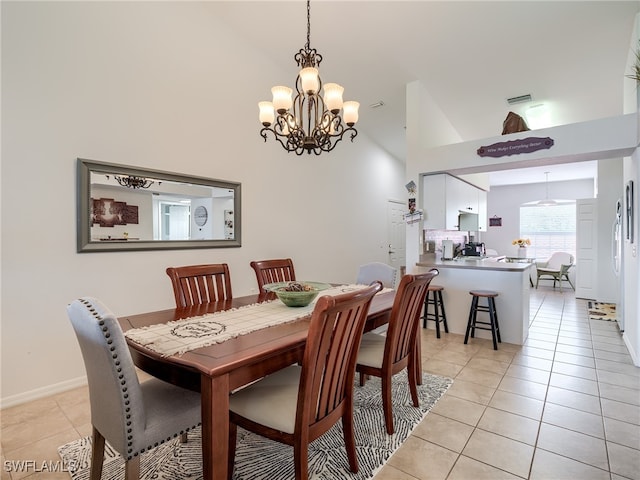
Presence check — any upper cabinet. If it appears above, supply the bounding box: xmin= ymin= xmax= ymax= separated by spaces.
xmin=422 ymin=173 xmax=487 ymax=231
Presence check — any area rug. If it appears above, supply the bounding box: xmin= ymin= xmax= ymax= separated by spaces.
xmin=587 ymin=301 xmax=617 ymax=322
xmin=58 ymin=372 xmax=451 ymax=480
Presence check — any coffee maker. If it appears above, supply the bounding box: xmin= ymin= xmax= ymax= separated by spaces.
xmin=463 ymin=242 xmax=485 ymax=257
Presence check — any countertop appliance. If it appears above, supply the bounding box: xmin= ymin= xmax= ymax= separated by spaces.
xmin=442 ymin=240 xmax=454 ymax=260
xmin=463 ymin=242 xmax=485 ymax=257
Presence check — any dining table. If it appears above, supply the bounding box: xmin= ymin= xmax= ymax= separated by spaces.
xmin=118 ymin=287 xmax=396 ymax=480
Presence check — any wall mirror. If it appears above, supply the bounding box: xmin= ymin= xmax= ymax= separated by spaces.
xmin=77 ymin=158 xmax=241 ymax=252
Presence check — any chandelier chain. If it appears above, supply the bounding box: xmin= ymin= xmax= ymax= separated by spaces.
xmin=305 ymin=0 xmax=311 ymax=51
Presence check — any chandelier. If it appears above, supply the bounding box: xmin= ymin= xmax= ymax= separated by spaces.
xmin=258 ymin=0 xmax=359 ymax=155
xmin=114 ymin=175 xmax=154 ymax=189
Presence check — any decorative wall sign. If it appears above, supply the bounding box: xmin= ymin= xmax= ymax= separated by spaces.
xmin=91 ymin=198 xmax=139 ymax=227
xmin=477 ymin=137 xmax=554 ymax=158
xmin=489 ymin=216 xmax=502 ymax=227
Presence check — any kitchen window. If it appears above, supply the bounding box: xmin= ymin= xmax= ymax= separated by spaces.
xmin=519 ymin=202 xmax=576 ymax=261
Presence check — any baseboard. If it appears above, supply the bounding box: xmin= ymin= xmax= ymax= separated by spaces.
xmin=623 ymin=334 xmax=640 ymax=367
xmin=0 ymin=376 xmax=87 ymax=409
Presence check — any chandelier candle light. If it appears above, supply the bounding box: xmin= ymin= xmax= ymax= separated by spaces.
xmin=258 ymin=0 xmax=359 ymax=155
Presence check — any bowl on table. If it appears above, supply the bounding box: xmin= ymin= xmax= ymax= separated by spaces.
xmin=263 ymin=281 xmax=331 ymax=307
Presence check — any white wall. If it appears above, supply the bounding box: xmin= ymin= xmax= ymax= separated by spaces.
xmin=620 ymin=13 xmax=640 ymax=365
xmin=596 ymin=158 xmax=625 ymax=304
xmin=0 ymin=2 xmax=405 ymax=406
xmin=480 ymin=178 xmax=596 ymax=257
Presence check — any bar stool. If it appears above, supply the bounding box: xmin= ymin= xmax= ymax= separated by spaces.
xmin=422 ymin=285 xmax=448 ymax=338
xmin=464 ymin=290 xmax=501 ymax=350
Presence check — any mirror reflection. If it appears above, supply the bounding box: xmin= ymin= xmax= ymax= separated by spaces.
xmin=77 ymin=158 xmax=241 ymax=252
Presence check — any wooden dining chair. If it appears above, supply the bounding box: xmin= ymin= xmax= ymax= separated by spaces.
xmin=250 ymin=258 xmax=296 ymax=291
xmin=227 ymin=282 xmax=383 ymax=480
xmin=67 ymin=297 xmax=201 ymax=480
xmin=166 ymin=263 xmax=232 ymax=307
xmin=355 ymin=269 xmax=439 ymax=434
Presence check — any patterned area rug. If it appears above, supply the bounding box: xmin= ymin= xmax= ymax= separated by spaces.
xmin=588 ymin=301 xmax=617 ymax=321
xmin=58 ymin=372 xmax=452 ymax=480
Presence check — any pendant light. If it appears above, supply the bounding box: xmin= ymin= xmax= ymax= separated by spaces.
xmin=537 ymin=172 xmax=557 ymax=206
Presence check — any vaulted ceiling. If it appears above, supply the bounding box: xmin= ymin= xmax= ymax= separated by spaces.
xmin=218 ymin=1 xmax=638 ymax=185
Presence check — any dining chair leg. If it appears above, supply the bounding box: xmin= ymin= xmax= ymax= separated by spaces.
xmin=180 ymin=433 xmax=188 ymax=443
xmin=90 ymin=427 xmax=105 ymax=480
xmin=294 ymin=441 xmax=309 ymax=480
xmin=342 ymin=408 xmax=359 ymax=473
xmin=382 ymin=376 xmax=394 ymax=435
xmin=124 ymin=456 xmax=140 ymax=480
xmin=415 ymin=333 xmax=423 ymax=385
xmin=408 ymin=360 xmax=420 ymax=408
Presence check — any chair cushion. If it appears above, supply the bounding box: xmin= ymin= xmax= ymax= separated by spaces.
xmin=537 ymin=267 xmax=560 ymax=275
xmin=229 ymin=365 xmax=301 ymax=434
xmin=356 ymin=332 xmax=386 ymax=368
xmin=140 ymin=378 xmax=201 ymax=450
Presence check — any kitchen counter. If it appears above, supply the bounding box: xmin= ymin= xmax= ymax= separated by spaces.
xmin=417 ymin=257 xmax=533 ymax=272
xmin=415 ymin=257 xmax=532 ymax=345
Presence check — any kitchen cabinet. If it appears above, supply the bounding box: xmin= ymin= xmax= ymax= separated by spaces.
xmin=422 ymin=173 xmax=487 ymax=231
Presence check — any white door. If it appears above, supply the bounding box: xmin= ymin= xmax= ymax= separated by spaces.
xmin=387 ymin=200 xmax=406 ymax=271
xmin=575 ymin=199 xmax=597 ymax=299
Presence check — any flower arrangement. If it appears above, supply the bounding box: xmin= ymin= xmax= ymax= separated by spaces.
xmin=512 ymin=238 xmax=531 ymax=247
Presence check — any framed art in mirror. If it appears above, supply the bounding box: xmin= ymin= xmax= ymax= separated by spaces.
xmin=77 ymin=158 xmax=241 ymax=252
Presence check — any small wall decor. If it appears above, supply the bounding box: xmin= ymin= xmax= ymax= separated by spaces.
xmin=404 ymin=209 xmax=423 ymax=225
xmin=489 ymin=216 xmax=502 ymax=227
xmin=92 ymin=198 xmax=139 ymax=227
xmin=626 ymin=180 xmax=634 ymax=243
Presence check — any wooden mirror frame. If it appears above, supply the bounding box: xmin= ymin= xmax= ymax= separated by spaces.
xmin=76 ymin=158 xmax=241 ymax=252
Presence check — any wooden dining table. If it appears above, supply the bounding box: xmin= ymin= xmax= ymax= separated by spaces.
xmin=118 ymin=289 xmax=395 ymax=480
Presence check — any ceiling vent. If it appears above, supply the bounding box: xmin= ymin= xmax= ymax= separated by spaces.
xmin=507 ymin=94 xmax=532 ymax=105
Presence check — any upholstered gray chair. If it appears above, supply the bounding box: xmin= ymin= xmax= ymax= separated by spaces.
xmin=356 ymin=262 xmax=398 ymax=289
xmin=535 ymin=252 xmax=575 ymax=291
xmin=67 ymin=297 xmax=201 ymax=480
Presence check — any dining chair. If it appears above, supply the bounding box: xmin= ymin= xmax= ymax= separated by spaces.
xmin=166 ymin=263 xmax=232 ymax=307
xmin=67 ymin=297 xmax=201 ymax=480
xmin=356 ymin=262 xmax=398 ymax=289
xmin=535 ymin=252 xmax=575 ymax=291
xmin=250 ymin=258 xmax=296 ymax=291
xmin=227 ymin=282 xmax=383 ymax=480
xmin=355 ymin=269 xmax=439 ymax=434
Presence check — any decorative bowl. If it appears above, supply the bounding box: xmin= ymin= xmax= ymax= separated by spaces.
xmin=263 ymin=281 xmax=332 ymax=307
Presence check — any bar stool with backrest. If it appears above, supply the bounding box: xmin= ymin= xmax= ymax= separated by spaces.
xmin=166 ymin=263 xmax=232 ymax=308
xmin=422 ymin=284 xmax=448 ymax=338
xmin=250 ymin=258 xmax=296 ymax=292
xmin=464 ymin=290 xmax=501 ymax=350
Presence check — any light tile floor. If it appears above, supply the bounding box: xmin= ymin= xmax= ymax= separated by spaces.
xmin=1 ymin=288 xmax=639 ymax=479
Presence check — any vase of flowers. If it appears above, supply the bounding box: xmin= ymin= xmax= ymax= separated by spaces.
xmin=512 ymin=238 xmax=531 ymax=258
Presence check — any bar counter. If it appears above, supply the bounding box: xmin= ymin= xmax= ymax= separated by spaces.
xmin=415 ymin=257 xmax=533 ymax=345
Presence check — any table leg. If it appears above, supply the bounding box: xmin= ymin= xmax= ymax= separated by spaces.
xmin=201 ymin=374 xmax=230 ymax=480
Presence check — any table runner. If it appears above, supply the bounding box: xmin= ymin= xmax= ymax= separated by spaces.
xmin=125 ymin=284 xmax=390 ymax=357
